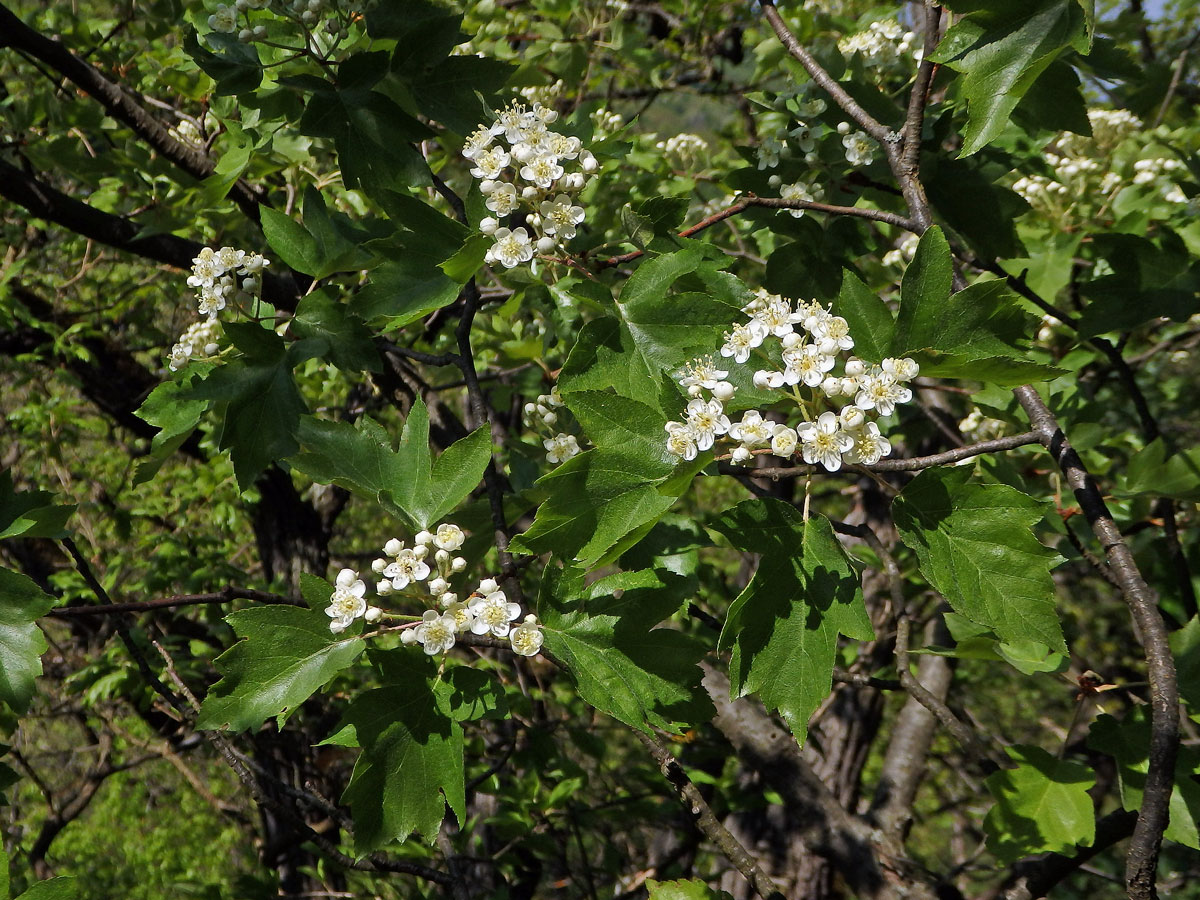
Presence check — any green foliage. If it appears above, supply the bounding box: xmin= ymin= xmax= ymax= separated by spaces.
xmin=646 ymin=879 xmax=733 ymax=900
xmin=0 ymin=569 xmax=54 ymax=714
xmin=289 ymin=399 xmax=492 ymax=532
xmin=713 ymin=504 xmax=873 ymax=744
xmin=983 ymin=744 xmax=1095 ymax=862
xmin=0 ymin=473 xmax=73 ymax=540
xmin=893 ymin=466 xmax=1066 ymax=652
xmin=539 ymin=563 xmax=712 ymax=733
xmin=329 ymin=651 xmax=465 ymax=851
xmin=196 ymin=575 xmax=364 ymax=732
xmin=934 ymin=0 xmax=1092 ymax=156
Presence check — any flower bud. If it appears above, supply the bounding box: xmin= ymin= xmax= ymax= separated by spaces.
xmin=768 ymin=175 xmax=782 ymax=188
xmin=687 ymin=384 xmax=704 ymax=397
xmin=335 ymin=568 xmax=357 ymax=587
xmin=401 ymin=628 xmax=417 ymax=644
xmin=844 ymin=358 xmax=866 ymax=377
xmin=480 ymin=216 xmax=499 ymax=235
xmin=731 ymin=446 xmax=753 ymax=464
xmin=563 ymin=172 xmax=585 ymax=190
xmin=428 ymin=577 xmax=448 ymax=595
xmin=478 ymin=577 xmax=499 ymax=594
xmin=536 ymin=236 xmax=557 ymax=254
xmin=451 ymin=557 xmax=467 ymax=572
xmin=415 ymin=530 xmax=433 ymax=545
xmin=837 ymin=121 xmax=851 ymax=135
xmin=521 ymin=185 xmax=539 ymax=200
xmin=412 ymin=544 xmax=428 ymax=560
xmin=435 ymin=548 xmax=451 ymax=567
xmin=752 ymin=370 xmax=772 ymax=389
xmin=204 ymin=342 xmax=220 ymax=356
xmin=479 ymin=179 xmax=498 ymax=194
xmin=580 ymin=151 xmax=598 ymax=173
xmin=364 ymin=606 xmax=383 ymax=623
xmin=712 ymin=381 xmax=735 ymax=401
xmin=384 ymin=538 xmax=403 ymax=556
xmin=542 ymin=411 xmax=558 ymax=426
xmin=376 ymin=580 xmax=393 ymax=596
xmin=439 ymin=592 xmax=459 ymax=607
xmin=371 ymin=557 xmax=387 ymax=573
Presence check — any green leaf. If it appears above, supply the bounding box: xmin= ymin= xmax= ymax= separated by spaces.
xmin=132 ymin=370 xmax=212 ymax=485
xmin=260 ymin=207 xmax=320 ymax=277
xmin=196 ymin=579 xmax=364 ymax=732
xmin=510 ymin=394 xmax=707 ymax=567
xmin=1171 ymin=616 xmax=1200 ymax=719
xmin=288 ymin=400 xmax=491 ymax=532
xmin=14 ymin=878 xmax=78 ymax=900
xmin=335 ymin=652 xmax=464 ymax=851
xmin=184 ymin=31 xmax=262 ymax=96
xmin=893 ymin=467 xmax=1066 ymax=652
xmin=893 ymin=226 xmax=954 ymax=354
xmin=180 ymin=325 xmax=306 ymax=489
xmin=830 ymin=271 xmax=894 ymax=364
xmin=1117 ymin=438 xmax=1200 ymax=502
xmin=292 ymin=290 xmax=381 ymax=373
xmin=983 ymin=744 xmax=1095 ymax=862
xmin=1089 ymin=710 xmax=1200 ymax=849
xmin=0 ymin=568 xmax=55 ymax=714
xmin=558 ymin=246 xmax=741 ymax=409
xmin=0 ymin=472 xmax=74 ymax=540
xmin=539 ymin=564 xmax=712 ymax=733
xmin=349 ymin=256 xmax=460 ymax=328
xmin=646 ymin=879 xmax=733 ymax=900
xmin=439 ymin=233 xmax=491 ymax=283
xmin=932 ymin=0 xmax=1091 ymax=156
xmin=712 ymin=504 xmax=874 ymax=744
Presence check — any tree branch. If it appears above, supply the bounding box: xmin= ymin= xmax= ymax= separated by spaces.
xmin=47 ymin=586 xmax=295 ymax=618
xmin=0 ymin=2 xmax=267 ymax=222
xmin=1014 ymin=386 xmax=1178 ymax=900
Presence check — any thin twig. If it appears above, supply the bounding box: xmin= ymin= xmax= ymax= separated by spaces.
xmin=47 ymin=586 xmax=295 ymax=618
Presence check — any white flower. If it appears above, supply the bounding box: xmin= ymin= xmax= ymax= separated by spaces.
xmin=484 ymin=182 xmax=520 ymax=216
xmin=770 ymin=424 xmax=799 ymax=457
xmin=433 ymin=523 xmax=465 ymax=552
xmin=539 ymin=194 xmax=585 ymax=239
xmin=685 ymin=398 xmax=731 ymax=451
xmin=486 ymin=227 xmax=535 ymax=268
xmin=882 ymin=357 xmax=919 ymax=381
xmin=546 ymin=132 xmax=582 ymax=160
xmin=326 ymin=568 xmax=367 ymax=633
xmin=677 ymin=357 xmax=729 ymax=391
xmin=812 ymin=315 xmax=854 ymax=353
xmin=665 ymin=422 xmax=700 ymax=460
xmin=544 ymin=433 xmax=581 ymax=464
xmin=842 ymin=131 xmax=875 ymax=166
xmin=462 ymin=126 xmax=494 ymax=160
xmin=844 ymin=422 xmax=892 ymax=465
xmin=403 ymin=609 xmax=458 ymax=654
xmin=729 ymin=410 xmax=773 ymax=447
xmin=520 ymin=154 xmax=565 ymax=189
xmin=167 ymin=317 xmax=222 ymax=371
xmin=469 ymin=589 xmax=522 ymax=638
xmin=509 ymin=614 xmax=544 ymax=656
xmin=470 ymin=147 xmax=510 ymax=180
xmin=441 ymin=599 xmax=475 ymax=633
xmin=797 ymin=411 xmax=854 ymax=471
xmin=383 ymin=549 xmax=431 ymax=590
xmin=782 ymin=345 xmax=836 ymax=388
xmin=208 ymin=4 xmax=238 ymax=32
xmin=720 ymin=321 xmax=766 ymax=364
xmin=779 ymin=180 xmax=824 ymax=217
xmin=752 ymin=296 xmax=803 ymax=337
xmin=855 ymin=370 xmax=912 ymax=416
xmin=789 ymin=124 xmax=816 ymax=153
xmin=757 ymin=135 xmax=784 ymax=170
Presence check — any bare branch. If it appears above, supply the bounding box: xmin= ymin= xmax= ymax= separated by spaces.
xmin=47 ymin=586 xmax=296 ymax=618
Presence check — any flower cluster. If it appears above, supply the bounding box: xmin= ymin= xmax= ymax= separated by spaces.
xmin=168 ymin=246 xmax=269 ymax=371
xmin=754 ymin=100 xmax=825 ymax=170
xmin=838 ymin=19 xmax=918 ymax=70
xmin=664 ymin=289 xmax=918 ymax=471
xmin=323 ymin=523 xmax=545 ymax=657
xmin=462 ymin=102 xmax=599 ymax=268
xmin=168 ymin=318 xmax=222 ymax=373
xmin=1011 ymin=106 xmax=1192 ymax=222
xmin=657 ymin=133 xmax=710 ymax=169
xmin=837 ymin=122 xmax=876 ymax=167
xmin=206 ymin=0 xmax=362 ymax=42
xmin=523 ymin=387 xmax=583 ymax=464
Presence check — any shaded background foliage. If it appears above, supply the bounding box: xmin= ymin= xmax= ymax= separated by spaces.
xmin=0 ymin=0 xmax=1198 ymax=899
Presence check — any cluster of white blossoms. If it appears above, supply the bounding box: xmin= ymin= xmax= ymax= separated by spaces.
xmin=657 ymin=133 xmax=710 ymax=169
xmin=207 ymin=0 xmax=361 ymax=41
xmin=838 ymin=19 xmax=918 ymax=70
xmin=754 ymin=100 xmax=826 ymax=170
xmin=324 ymin=523 xmax=544 ymax=657
xmin=519 ymin=80 xmax=565 ymax=107
xmin=1013 ymin=106 xmax=1192 ymax=221
xmin=664 ymin=289 xmax=918 ymax=471
xmin=462 ymin=101 xmax=599 ymax=268
xmin=168 ymin=246 xmax=269 ymax=371
xmin=168 ymin=318 xmax=222 ymax=373
xmin=523 ymin=387 xmax=583 ymax=465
